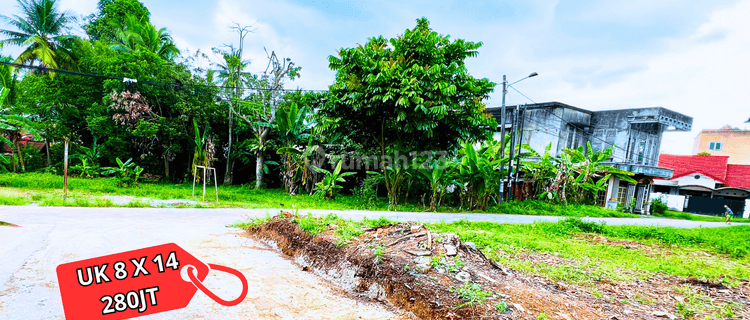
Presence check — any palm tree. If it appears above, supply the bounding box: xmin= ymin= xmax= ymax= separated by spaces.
xmin=213 ymin=45 xmax=253 ymax=184
xmin=108 ymin=14 xmax=180 ymax=60
xmin=0 ymin=0 xmax=77 ymax=69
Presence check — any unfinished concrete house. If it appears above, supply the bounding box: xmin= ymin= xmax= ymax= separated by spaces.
xmin=486 ymin=101 xmax=693 ymax=214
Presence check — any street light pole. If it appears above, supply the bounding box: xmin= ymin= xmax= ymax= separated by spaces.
xmin=498 ymin=75 xmax=508 ymax=202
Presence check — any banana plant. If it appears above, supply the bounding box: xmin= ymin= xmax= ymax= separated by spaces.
xmin=420 ymin=158 xmax=453 ymax=211
xmin=191 ymin=119 xmax=210 ymax=182
xmin=71 ymin=137 xmax=102 ymax=178
xmin=101 ymin=158 xmax=144 ymax=188
xmin=274 ymin=102 xmax=312 ymax=195
xmin=564 ymin=141 xmax=636 ymax=202
xmin=312 ymin=160 xmax=356 ymax=200
xmin=0 ymin=154 xmax=10 ymax=172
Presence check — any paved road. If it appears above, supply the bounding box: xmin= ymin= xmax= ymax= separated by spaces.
xmin=0 ymin=205 xmax=743 ymax=319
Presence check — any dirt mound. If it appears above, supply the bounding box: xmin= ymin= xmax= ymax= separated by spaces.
xmin=247 ymin=214 xmax=612 ymax=319
xmin=246 ymin=214 xmax=749 ymax=319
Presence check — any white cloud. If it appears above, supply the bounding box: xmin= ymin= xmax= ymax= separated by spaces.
xmin=529 ymin=0 xmax=750 ymax=155
xmin=1 ymin=0 xmax=748 ymax=157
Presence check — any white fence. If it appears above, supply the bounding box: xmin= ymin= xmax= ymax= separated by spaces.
xmin=650 ymin=193 xmax=686 ymax=212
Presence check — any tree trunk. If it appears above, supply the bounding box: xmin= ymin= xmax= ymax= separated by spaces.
xmin=45 ymin=141 xmax=51 ymax=167
xmin=15 ymin=140 xmax=25 ymax=172
xmin=164 ymin=154 xmax=170 ymax=182
xmin=224 ymin=103 xmax=234 ymax=185
xmin=255 ymin=150 xmax=264 ymax=189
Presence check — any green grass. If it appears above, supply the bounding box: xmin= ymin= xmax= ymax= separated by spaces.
xmin=673 ymin=284 xmax=743 ymax=318
xmin=655 ymin=210 xmax=750 ymax=223
xmin=234 ymin=212 xmax=394 ymax=246
xmin=428 ymin=218 xmax=750 ymax=285
xmin=235 ymin=214 xmax=750 ymax=285
xmin=0 ymin=173 xmax=638 ymax=218
xmin=0 ymin=195 xmax=32 ymax=206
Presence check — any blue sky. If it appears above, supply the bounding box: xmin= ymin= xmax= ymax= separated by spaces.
xmin=2 ymin=0 xmax=750 ymax=155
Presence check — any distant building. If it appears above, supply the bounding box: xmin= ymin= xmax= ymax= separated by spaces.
xmin=655 ymin=154 xmax=750 ymax=216
xmin=487 ymin=102 xmax=694 ymax=214
xmin=693 ymin=125 xmax=750 ymax=164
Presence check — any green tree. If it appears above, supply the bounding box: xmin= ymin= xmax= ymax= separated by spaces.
xmin=0 ymin=0 xmax=78 ymax=69
xmin=84 ymin=0 xmax=150 ymax=42
xmin=235 ymin=49 xmax=301 ymax=189
xmin=319 ymin=17 xmax=497 ymax=207
xmin=213 ymin=37 xmax=252 ymax=184
xmin=0 ymin=56 xmax=16 ymax=106
xmin=14 ymin=41 xmax=220 ymax=180
xmin=108 ymin=14 xmax=180 ymax=60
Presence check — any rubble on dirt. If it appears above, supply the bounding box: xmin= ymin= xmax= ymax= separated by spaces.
xmin=246 ymin=213 xmax=749 ymax=320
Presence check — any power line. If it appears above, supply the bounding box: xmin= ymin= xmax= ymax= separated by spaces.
xmin=0 ymin=61 xmax=330 ymax=93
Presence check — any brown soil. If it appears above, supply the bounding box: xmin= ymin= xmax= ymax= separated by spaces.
xmin=246 ymin=214 xmax=749 ymax=320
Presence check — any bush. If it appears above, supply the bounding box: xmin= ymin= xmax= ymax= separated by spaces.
xmin=651 ymin=198 xmax=668 ymax=215
xmin=560 ymin=218 xmax=606 ymax=234
xmin=354 ymin=174 xmax=383 ymax=207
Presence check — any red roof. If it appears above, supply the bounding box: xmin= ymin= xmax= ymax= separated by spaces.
xmin=726 ymin=165 xmax=750 ymax=189
xmin=658 ymin=154 xmax=729 ymax=183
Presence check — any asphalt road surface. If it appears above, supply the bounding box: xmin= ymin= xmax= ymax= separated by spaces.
xmin=0 ymin=205 xmax=742 ymax=319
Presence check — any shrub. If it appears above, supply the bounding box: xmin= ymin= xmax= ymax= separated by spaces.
xmin=650 ymin=198 xmax=668 ymax=215
xmin=101 ymin=158 xmax=144 ymax=188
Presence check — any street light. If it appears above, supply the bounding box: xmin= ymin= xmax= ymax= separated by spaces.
xmin=498 ymin=72 xmax=538 ymax=202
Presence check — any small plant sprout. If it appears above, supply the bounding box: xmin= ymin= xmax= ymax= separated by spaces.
xmin=450 ymin=282 xmax=492 ymax=309
xmin=373 ymin=245 xmax=385 ymax=263
xmin=495 ymin=302 xmax=507 ymax=313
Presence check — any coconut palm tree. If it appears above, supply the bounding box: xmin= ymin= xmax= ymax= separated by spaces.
xmin=0 ymin=0 xmax=77 ymax=69
xmin=213 ymin=45 xmax=253 ymax=184
xmin=108 ymin=14 xmax=180 ymax=60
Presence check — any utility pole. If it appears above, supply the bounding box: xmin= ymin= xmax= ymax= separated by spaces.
xmin=498 ymin=75 xmax=508 ymax=202
xmin=63 ymin=139 xmax=69 ymax=201
xmin=506 ymin=104 xmax=517 ymax=201
xmin=497 ymin=73 xmax=538 ymax=202
xmin=512 ymin=104 xmax=527 ymax=200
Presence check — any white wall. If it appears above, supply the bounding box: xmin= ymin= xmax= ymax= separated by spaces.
xmin=672 ymin=173 xmax=720 ymax=189
xmin=651 ymin=193 xmax=686 ymax=212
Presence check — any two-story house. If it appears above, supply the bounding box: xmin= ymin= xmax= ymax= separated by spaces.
xmin=486 ymin=101 xmax=694 ymax=214
xmin=693 ymin=125 xmax=750 ymax=164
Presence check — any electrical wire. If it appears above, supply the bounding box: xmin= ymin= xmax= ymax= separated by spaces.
xmin=0 ymin=61 xmax=330 ymax=93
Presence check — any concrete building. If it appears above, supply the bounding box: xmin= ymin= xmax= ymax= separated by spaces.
xmin=486 ymin=102 xmax=694 ymax=214
xmin=693 ymin=125 xmax=750 ymax=164
xmin=654 ymin=154 xmax=750 ymax=216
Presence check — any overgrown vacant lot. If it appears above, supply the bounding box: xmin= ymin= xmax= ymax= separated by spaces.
xmin=0 ymin=173 xmax=639 ymax=217
xmin=239 ymin=214 xmax=750 ymax=319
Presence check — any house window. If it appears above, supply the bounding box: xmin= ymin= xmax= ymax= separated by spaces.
xmin=616 ymin=186 xmax=629 ymax=204
xmin=596 ymin=190 xmax=607 ymax=206
xmin=709 ymin=141 xmax=723 ymax=151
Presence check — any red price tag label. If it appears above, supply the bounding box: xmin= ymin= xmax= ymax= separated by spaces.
xmin=56 ymin=243 xmax=210 ymax=319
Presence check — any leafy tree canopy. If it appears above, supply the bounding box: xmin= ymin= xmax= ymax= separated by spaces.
xmin=320 ymin=17 xmax=497 ymax=157
xmin=84 ymin=0 xmax=151 ymax=42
